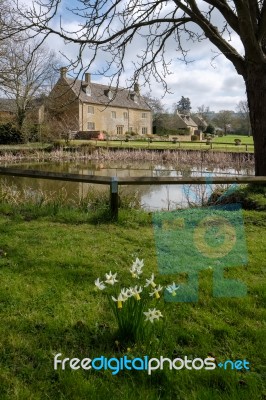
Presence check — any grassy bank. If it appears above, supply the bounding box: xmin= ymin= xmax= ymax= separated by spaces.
xmin=0 ymin=200 xmax=265 ymax=399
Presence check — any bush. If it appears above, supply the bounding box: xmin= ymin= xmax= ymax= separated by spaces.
xmin=155 ymin=127 xmax=190 ymax=136
xmin=204 ymin=124 xmax=215 ymax=135
xmin=191 ymin=135 xmax=198 ymax=141
xmin=0 ymin=123 xmax=22 ymax=144
xmin=128 ymin=131 xmax=137 ymax=137
xmin=234 ymin=138 xmax=242 ymax=146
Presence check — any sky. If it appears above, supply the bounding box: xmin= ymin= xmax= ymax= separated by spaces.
xmin=20 ymin=0 xmax=247 ymax=112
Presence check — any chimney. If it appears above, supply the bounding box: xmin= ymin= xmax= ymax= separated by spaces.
xmin=85 ymin=73 xmax=91 ymax=83
xmin=60 ymin=67 xmax=67 ymax=79
xmin=134 ymin=82 xmax=140 ymax=95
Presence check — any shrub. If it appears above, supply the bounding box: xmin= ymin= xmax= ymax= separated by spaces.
xmin=0 ymin=123 xmax=22 ymax=144
xmin=191 ymin=135 xmax=198 ymax=141
xmin=234 ymin=138 xmax=242 ymax=146
xmin=204 ymin=124 xmax=215 ymax=135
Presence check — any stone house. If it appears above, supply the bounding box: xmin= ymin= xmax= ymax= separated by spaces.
xmin=175 ymin=111 xmax=198 ymax=134
xmin=44 ymin=67 xmax=152 ymax=137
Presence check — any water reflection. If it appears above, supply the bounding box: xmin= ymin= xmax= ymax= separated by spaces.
xmin=0 ymin=160 xmax=255 ymax=210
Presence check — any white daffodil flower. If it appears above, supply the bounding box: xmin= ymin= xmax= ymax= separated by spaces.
xmin=94 ymin=278 xmax=106 ymax=290
xmin=166 ymin=282 xmax=179 ymax=296
xmin=133 ymin=258 xmax=144 ymax=269
xmin=105 ymin=271 xmax=118 ymax=285
xmin=149 ymin=284 xmax=163 ymax=299
xmin=128 ymin=285 xmax=143 ymax=300
xmin=143 ymin=308 xmax=163 ymax=323
xmin=129 ymin=258 xmax=144 ymax=278
xmin=120 ymin=288 xmax=133 ymax=299
xmin=112 ymin=293 xmax=127 ymax=309
xmin=145 ymin=273 xmax=157 ymax=288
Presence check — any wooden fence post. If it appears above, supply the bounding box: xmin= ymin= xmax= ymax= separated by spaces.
xmin=110 ymin=177 xmax=119 ymax=220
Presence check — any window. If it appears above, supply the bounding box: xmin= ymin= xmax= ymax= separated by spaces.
xmin=87 ymin=122 xmax=95 ymax=130
xmin=88 ymin=106 xmax=94 ymax=114
xmin=128 ymin=127 xmax=133 ymax=133
xmin=111 ymin=111 xmax=116 ymax=118
xmin=117 ymin=126 xmax=123 ymax=135
xmin=123 ymin=112 xmax=128 ymax=120
xmin=142 ymin=113 xmax=147 ymax=119
xmin=142 ymin=127 xmax=148 ymax=135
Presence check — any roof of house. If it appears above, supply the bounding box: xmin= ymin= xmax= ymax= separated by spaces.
xmin=176 ymin=112 xmax=198 ymax=128
xmin=63 ymin=77 xmax=151 ymax=111
xmin=192 ymin=115 xmax=208 ymax=129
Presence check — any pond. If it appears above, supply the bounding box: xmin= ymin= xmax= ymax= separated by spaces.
xmin=0 ymin=160 xmax=255 ymax=210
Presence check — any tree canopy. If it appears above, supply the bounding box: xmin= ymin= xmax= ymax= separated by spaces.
xmin=176 ymin=96 xmax=192 ymax=113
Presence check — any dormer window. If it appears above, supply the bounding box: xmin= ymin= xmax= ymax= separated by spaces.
xmin=104 ymin=89 xmax=114 ymax=100
xmin=86 ymin=86 xmax=91 ymax=96
xmin=82 ymin=83 xmax=91 ymax=96
xmin=130 ymin=93 xmax=138 ymax=103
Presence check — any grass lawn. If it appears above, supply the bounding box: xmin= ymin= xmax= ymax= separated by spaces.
xmin=213 ymin=135 xmax=254 ymax=145
xmin=0 ymin=204 xmax=265 ymax=399
xmin=0 ymin=136 xmax=254 ymax=154
xmin=86 ymin=136 xmax=254 ymax=153
xmin=0 ymin=143 xmax=50 ymax=151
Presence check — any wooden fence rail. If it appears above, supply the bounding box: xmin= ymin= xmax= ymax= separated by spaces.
xmin=0 ymin=167 xmax=265 ymax=220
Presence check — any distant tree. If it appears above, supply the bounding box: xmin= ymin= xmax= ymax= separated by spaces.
xmin=143 ymin=93 xmax=167 ymax=134
xmin=213 ymin=110 xmax=235 ymax=135
xmin=197 ymin=105 xmax=210 ymax=121
xmin=143 ymin=93 xmax=165 ymax=115
xmin=176 ymin=96 xmax=191 ymax=114
xmin=236 ymin=100 xmax=251 ymax=136
xmin=0 ymin=34 xmax=61 ymax=134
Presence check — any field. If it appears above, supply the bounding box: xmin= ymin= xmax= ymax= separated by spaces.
xmin=0 ymin=201 xmax=265 ymax=399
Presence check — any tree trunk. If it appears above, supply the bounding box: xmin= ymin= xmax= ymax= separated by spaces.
xmin=245 ymin=64 xmax=266 ymax=176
